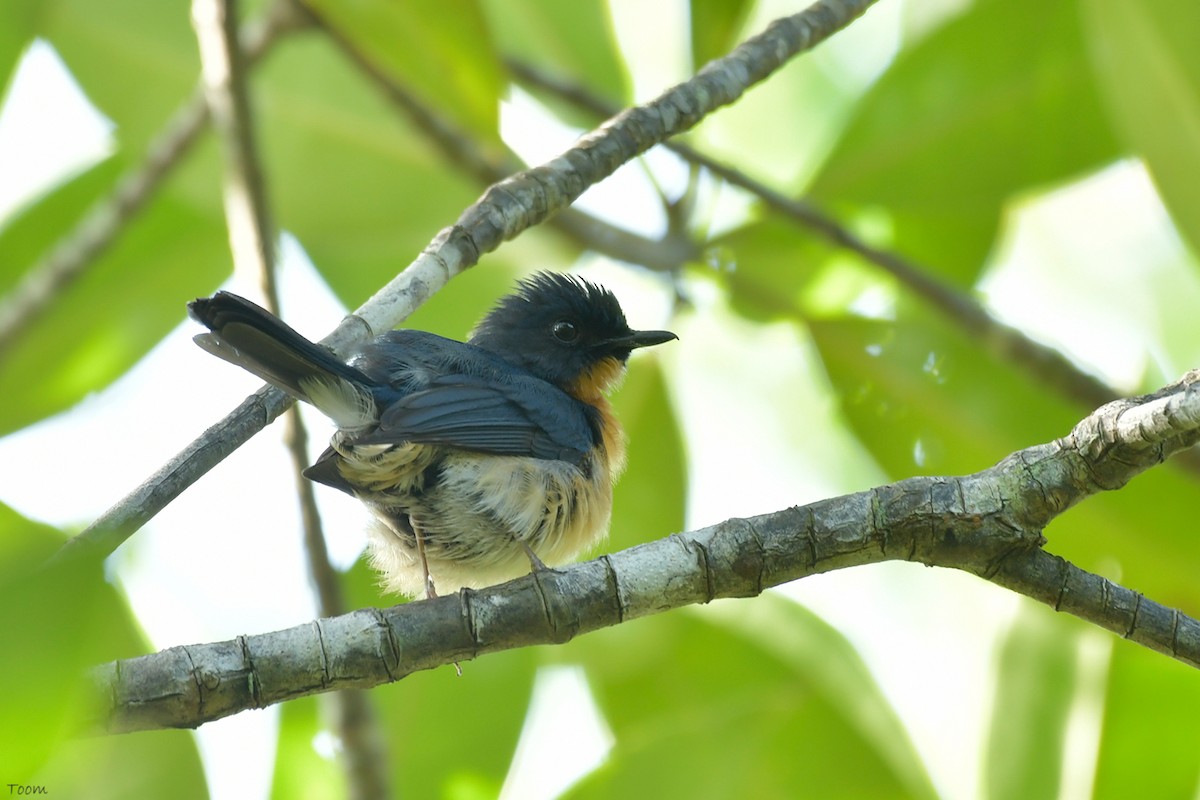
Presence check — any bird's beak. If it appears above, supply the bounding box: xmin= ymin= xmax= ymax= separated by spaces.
xmin=615 ymin=329 xmax=678 ymax=350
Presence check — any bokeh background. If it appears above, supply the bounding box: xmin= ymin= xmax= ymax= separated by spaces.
xmin=2 ymin=0 xmax=1199 ymax=797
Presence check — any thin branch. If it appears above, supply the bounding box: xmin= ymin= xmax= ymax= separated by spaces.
xmin=192 ymin=2 xmax=388 ymax=796
xmin=0 ymin=0 xmax=306 ymax=360
xmin=54 ymin=0 xmax=880 ymax=566
xmin=83 ymin=369 xmax=1200 ymax=734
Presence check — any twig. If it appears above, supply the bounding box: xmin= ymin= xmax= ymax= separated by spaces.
xmin=84 ymin=370 xmax=1200 ymax=733
xmin=54 ymin=0 xmax=880 ymax=566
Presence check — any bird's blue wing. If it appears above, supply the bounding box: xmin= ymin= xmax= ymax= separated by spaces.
xmin=357 ymin=374 xmax=596 ymax=465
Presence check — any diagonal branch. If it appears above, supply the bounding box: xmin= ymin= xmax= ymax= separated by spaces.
xmin=85 ymin=369 xmax=1200 ymax=734
xmin=53 ymin=0 xmax=881 ymax=566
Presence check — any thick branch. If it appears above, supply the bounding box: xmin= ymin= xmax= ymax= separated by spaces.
xmin=54 ymin=0 xmax=879 ymax=566
xmin=85 ymin=370 xmax=1200 ymax=734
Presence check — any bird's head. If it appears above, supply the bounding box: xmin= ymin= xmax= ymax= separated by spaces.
xmin=470 ymin=272 xmax=677 ymax=399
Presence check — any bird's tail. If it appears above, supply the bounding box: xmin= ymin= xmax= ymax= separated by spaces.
xmin=187 ymin=291 xmax=372 ymax=406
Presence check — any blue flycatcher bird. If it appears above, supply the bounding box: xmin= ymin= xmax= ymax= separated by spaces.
xmin=187 ymin=272 xmax=676 ymax=598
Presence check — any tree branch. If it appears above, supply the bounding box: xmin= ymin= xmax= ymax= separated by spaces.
xmin=53 ymin=0 xmax=880 ymax=566
xmin=84 ymin=369 xmax=1200 ymax=734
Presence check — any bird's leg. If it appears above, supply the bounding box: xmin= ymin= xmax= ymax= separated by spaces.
xmin=520 ymin=541 xmax=548 ymax=573
xmin=412 ymin=520 xmax=438 ymax=600
xmin=410 ymin=520 xmax=461 ymax=674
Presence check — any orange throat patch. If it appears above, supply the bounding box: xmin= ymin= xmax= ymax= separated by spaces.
xmin=567 ymin=356 xmax=628 ymax=476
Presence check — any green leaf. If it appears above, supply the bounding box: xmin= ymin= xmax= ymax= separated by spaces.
xmin=808 ymin=308 xmax=1200 ymax=636
xmin=0 ymin=505 xmax=100 ymax=778
xmin=253 ymin=34 xmax=487 ymax=307
xmin=984 ymin=604 xmax=1080 ymax=800
xmin=809 ymin=0 xmax=1120 ymax=284
xmin=305 ymin=0 xmax=501 ymax=142
xmin=379 ymin=649 xmax=536 ymax=797
xmin=707 ymin=216 xmax=837 ymax=322
xmin=481 ymin=0 xmax=629 ymax=110
xmin=1092 ymin=638 xmax=1200 ymax=799
xmin=689 ymin=0 xmax=754 ymax=70
xmin=270 ymin=695 xmax=344 ymax=800
xmin=0 ymin=503 xmax=206 ymax=796
xmin=38 ymin=0 xmax=199 ymax=154
xmin=807 ymin=311 xmax=1081 ymax=477
xmin=608 ymin=357 xmax=686 ymax=553
xmin=564 ymin=595 xmax=936 ymax=799
xmin=0 ymin=157 xmax=227 ymax=433
xmin=0 ymin=0 xmax=39 ymax=94
xmin=1081 ymin=0 xmax=1200 ymax=259
xmin=36 ymin=732 xmax=209 ymax=800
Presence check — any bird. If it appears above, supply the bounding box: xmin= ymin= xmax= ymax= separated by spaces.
xmin=187 ymin=271 xmax=677 ymax=599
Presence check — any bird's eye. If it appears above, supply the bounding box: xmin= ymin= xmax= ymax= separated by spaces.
xmin=552 ymin=320 xmax=579 ymax=343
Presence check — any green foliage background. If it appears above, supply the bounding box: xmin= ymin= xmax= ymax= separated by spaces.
xmin=2 ymin=0 xmax=1199 ymax=797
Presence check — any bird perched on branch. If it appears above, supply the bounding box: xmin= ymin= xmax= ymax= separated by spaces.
xmin=187 ymin=272 xmax=676 ymax=599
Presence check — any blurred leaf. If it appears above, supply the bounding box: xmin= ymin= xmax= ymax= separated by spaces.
xmin=378 ymin=648 xmax=535 ymax=796
xmin=808 ymin=308 xmax=1200 ymax=636
xmin=608 ymin=357 xmax=686 ymax=553
xmin=689 ymin=0 xmax=754 ymax=70
xmin=1092 ymin=637 xmax=1200 ymax=799
xmin=270 ymin=695 xmax=343 ymax=800
xmin=1081 ymin=0 xmax=1200 ymax=259
xmin=305 ymin=0 xmax=502 ymax=142
xmin=38 ymin=0 xmax=198 ymax=154
xmin=807 ymin=310 xmax=1081 ymax=477
xmin=809 ymin=0 xmax=1120 ymax=284
xmin=0 ymin=156 xmax=121 ymax=284
xmin=708 ymin=216 xmax=835 ymax=322
xmin=0 ymin=503 xmax=206 ymax=796
xmin=37 ymin=732 xmax=209 ymax=800
xmin=0 ymin=157 xmax=227 ymax=433
xmin=984 ymin=603 xmax=1079 ymax=800
xmin=0 ymin=505 xmax=100 ymax=778
xmin=564 ymin=595 xmax=935 ymax=799
xmin=254 ymin=34 xmax=486 ymax=307
xmin=482 ymin=0 xmax=629 ymax=120
xmin=0 ymin=0 xmax=39 ymax=93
